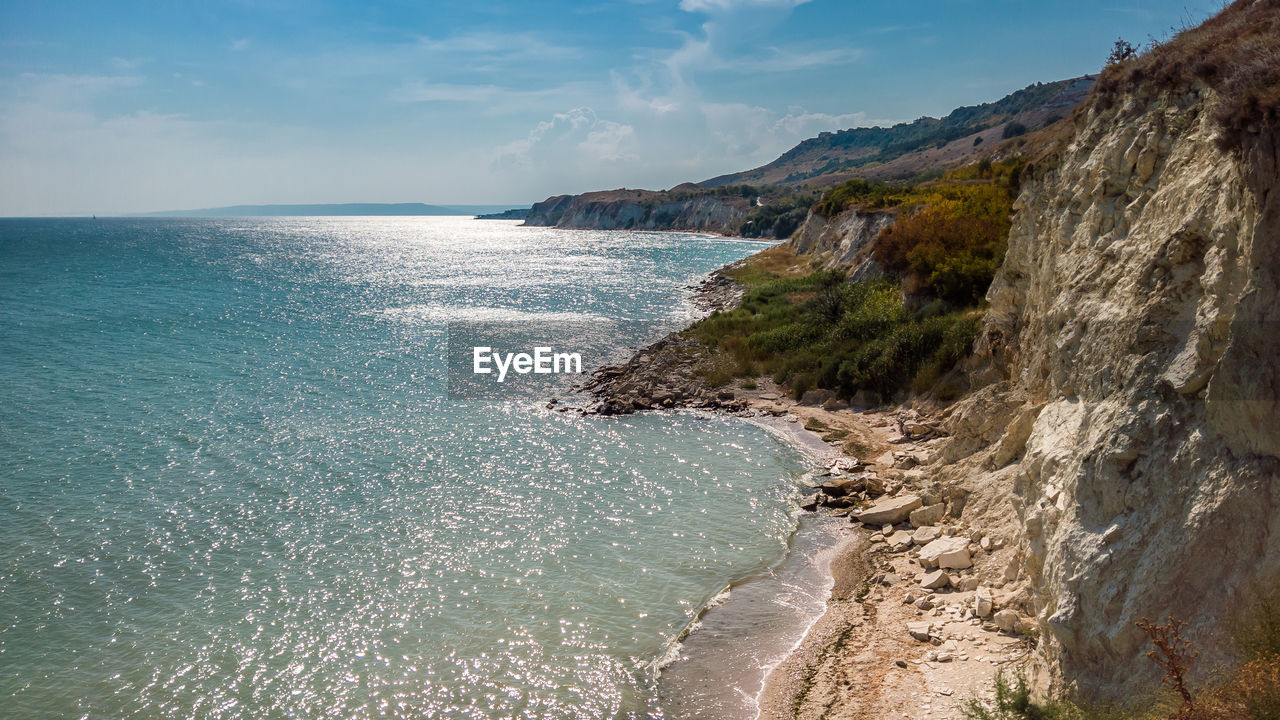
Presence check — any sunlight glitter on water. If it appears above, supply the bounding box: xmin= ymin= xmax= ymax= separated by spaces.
xmin=0 ymin=216 xmax=809 ymax=719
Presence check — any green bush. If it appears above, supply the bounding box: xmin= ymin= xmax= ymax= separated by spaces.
xmin=1002 ymin=121 xmax=1028 ymax=139
xmin=687 ymin=272 xmax=981 ymax=401
xmin=962 ymin=672 xmax=1153 ymax=720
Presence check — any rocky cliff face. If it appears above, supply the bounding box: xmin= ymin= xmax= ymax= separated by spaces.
xmin=788 ymin=207 xmax=895 ymax=277
xmin=523 ymin=192 xmax=749 ymax=235
xmin=934 ymin=71 xmax=1280 ymax=699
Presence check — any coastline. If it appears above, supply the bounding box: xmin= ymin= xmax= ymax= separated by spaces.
xmin=664 ymin=387 xmax=1027 ymax=720
xmin=577 ymin=267 xmax=1027 ymax=719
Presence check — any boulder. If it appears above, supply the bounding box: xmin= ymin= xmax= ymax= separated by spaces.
xmin=874 ymin=450 xmax=896 ymax=467
xmin=887 ymin=531 xmax=914 ymax=552
xmin=919 ymin=536 xmax=973 ymax=570
xmin=852 ymin=494 xmax=922 ymax=525
xmin=975 ymin=586 xmax=994 ymax=618
xmin=909 ymin=502 xmax=946 ymax=528
xmin=912 ymin=526 xmax=942 ymax=545
xmin=818 ymin=476 xmax=864 ymax=497
xmin=822 ymin=494 xmax=858 ymax=509
xmin=799 ymin=388 xmax=834 ymax=406
xmin=994 ymin=609 xmax=1018 ymax=633
xmin=920 ymin=569 xmax=951 ymax=589
xmin=799 ymin=493 xmax=821 ymax=512
xmin=830 ymin=457 xmax=861 ymax=472
xmin=850 ymin=389 xmax=878 ymax=408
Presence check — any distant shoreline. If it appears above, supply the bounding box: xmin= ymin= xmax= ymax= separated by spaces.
xmin=126 ymin=202 xmax=528 ymax=218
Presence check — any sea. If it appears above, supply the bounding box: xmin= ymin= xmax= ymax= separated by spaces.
xmin=0 ymin=216 xmax=840 ymax=719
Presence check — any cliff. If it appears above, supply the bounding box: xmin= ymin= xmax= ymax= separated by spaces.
xmin=789 ymin=207 xmax=894 ymax=276
xmin=522 ymin=188 xmax=750 ymax=235
xmin=927 ymin=0 xmax=1280 ymax=701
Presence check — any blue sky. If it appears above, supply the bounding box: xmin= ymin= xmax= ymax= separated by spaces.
xmin=0 ymin=0 xmax=1217 ymax=215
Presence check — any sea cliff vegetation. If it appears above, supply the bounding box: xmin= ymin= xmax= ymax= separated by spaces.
xmin=689 ymin=158 xmax=1026 ymax=403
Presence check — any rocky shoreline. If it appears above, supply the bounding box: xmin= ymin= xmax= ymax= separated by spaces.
xmin=563 ymin=271 xmax=1036 ymax=718
xmin=573 ymin=273 xmax=749 ymax=416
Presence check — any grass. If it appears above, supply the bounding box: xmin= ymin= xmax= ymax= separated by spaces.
xmin=842 ymin=439 xmax=870 ymax=458
xmin=719 ymin=244 xmax=811 ymax=286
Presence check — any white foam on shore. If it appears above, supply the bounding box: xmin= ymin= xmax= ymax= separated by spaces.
xmin=750 ymin=532 xmax=859 ymax=720
xmin=652 ymin=409 xmax=853 ymax=720
xmin=742 ymin=413 xmax=843 ymax=466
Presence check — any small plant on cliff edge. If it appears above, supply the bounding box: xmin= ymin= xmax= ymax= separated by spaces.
xmin=1136 ymin=616 xmax=1199 ymax=719
xmin=1106 ymin=37 xmax=1139 ymax=66
xmin=962 ymin=671 xmax=1149 ymax=720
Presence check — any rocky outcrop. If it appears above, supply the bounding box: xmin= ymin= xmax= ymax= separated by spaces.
xmin=523 ymin=191 xmax=749 ymax=235
xmin=933 ymin=64 xmax=1280 ymax=701
xmin=576 ymin=275 xmax=751 ymax=416
xmin=788 ymin=207 xmax=895 ymax=276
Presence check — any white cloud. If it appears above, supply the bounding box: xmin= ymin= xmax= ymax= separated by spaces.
xmin=578 ymin=0 xmax=871 ymax=190
xmin=230 ymin=37 xmax=251 ymax=52
xmin=678 ymin=0 xmax=811 ymax=12
xmin=391 ymin=82 xmax=500 ymax=103
xmin=580 ymin=122 xmax=637 ymax=162
xmin=109 ymin=57 xmax=148 ymax=71
xmin=416 ymin=31 xmax=579 ymax=62
xmin=494 ymin=108 xmax=637 ymax=170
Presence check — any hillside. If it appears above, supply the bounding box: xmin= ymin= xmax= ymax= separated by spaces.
xmin=701 ymin=76 xmax=1094 ymax=188
xmin=522 ymin=77 xmax=1094 ymax=237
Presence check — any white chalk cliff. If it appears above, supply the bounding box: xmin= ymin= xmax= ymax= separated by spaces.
xmin=934 ymin=50 xmax=1280 ymax=700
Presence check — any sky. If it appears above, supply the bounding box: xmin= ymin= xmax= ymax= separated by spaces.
xmin=0 ymin=0 xmax=1221 ymax=215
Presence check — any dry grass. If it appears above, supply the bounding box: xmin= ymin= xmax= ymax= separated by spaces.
xmin=1092 ymin=0 xmax=1280 ymax=153
xmin=720 ymin=244 xmax=810 ymax=286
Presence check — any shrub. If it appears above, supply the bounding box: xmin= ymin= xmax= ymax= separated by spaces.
xmin=874 ymin=196 xmax=1010 ymax=303
xmin=961 ymin=671 xmax=1145 ymax=720
xmin=1208 ymin=657 xmax=1280 ymax=720
xmin=1002 ymin=121 xmax=1028 ymax=139
xmin=686 ymin=271 xmax=982 ymax=401
xmin=1106 ymin=37 xmax=1140 ymax=66
xmin=1136 ymin=617 xmax=1198 ymax=718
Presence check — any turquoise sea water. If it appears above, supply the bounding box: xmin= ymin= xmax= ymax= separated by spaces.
xmin=0 ymin=217 xmax=819 ymax=719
